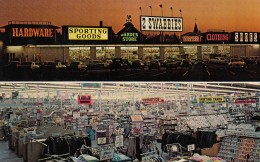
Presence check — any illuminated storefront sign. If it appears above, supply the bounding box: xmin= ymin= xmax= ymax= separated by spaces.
xmin=11 ymin=27 xmax=54 ymax=37
xmin=68 ymin=27 xmax=108 ymax=40
xmin=234 ymin=98 xmax=259 ymax=104
xmin=235 ymin=32 xmax=258 ymax=43
xmin=182 ymin=36 xmax=201 ymax=42
xmin=198 ymin=97 xmax=224 ymax=103
xmin=206 ymin=33 xmax=229 ymax=42
xmin=121 ymin=32 xmax=138 ymax=42
xmin=140 ymin=16 xmax=183 ymax=32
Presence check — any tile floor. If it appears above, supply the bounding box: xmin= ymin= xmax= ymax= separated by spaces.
xmin=0 ymin=141 xmax=23 ymax=162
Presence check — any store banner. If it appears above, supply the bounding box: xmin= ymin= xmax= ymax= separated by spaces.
xmin=198 ymin=97 xmax=225 ymax=103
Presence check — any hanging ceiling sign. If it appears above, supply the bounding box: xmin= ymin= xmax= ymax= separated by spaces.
xmin=140 ymin=16 xmax=183 ymax=32
xmin=141 ymin=97 xmax=164 ymax=104
xmin=198 ymin=97 xmax=225 ymax=103
xmin=234 ymin=98 xmax=258 ymax=104
xmin=78 ymin=95 xmax=92 ymax=105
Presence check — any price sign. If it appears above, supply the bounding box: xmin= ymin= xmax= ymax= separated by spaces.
xmin=115 ymin=135 xmax=124 ymax=147
xmin=97 ymin=137 xmax=106 ymax=145
xmin=100 ymin=149 xmax=114 ymax=161
xmin=188 ymin=144 xmax=195 ymax=151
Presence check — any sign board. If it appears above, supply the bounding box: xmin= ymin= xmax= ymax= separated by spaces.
xmin=97 ymin=137 xmax=107 ymax=145
xmin=130 ymin=115 xmax=143 ymax=122
xmin=198 ymin=97 xmax=225 ymax=103
xmin=68 ymin=27 xmax=108 ymax=40
xmin=235 ymin=98 xmax=258 ymax=104
xmin=205 ymin=32 xmax=230 ymax=43
xmin=182 ymin=36 xmax=201 ymax=43
xmin=140 ymin=16 xmax=183 ymax=32
xmin=141 ymin=97 xmax=164 ymax=104
xmin=100 ymin=149 xmax=114 ymax=161
xmin=234 ymin=32 xmax=258 ymax=43
xmin=11 ymin=27 xmax=54 ymax=38
xmin=78 ymin=95 xmax=92 ymax=105
xmin=121 ymin=32 xmax=139 ymax=42
xmin=188 ymin=144 xmax=195 ymax=151
xmin=115 ymin=135 xmax=124 ymax=147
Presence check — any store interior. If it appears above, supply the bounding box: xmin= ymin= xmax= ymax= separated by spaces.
xmin=1 ymin=82 xmax=260 ymax=162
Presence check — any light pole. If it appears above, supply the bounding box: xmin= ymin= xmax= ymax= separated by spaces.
xmin=170 ymin=7 xmax=173 ymax=17
xmin=149 ymin=6 xmax=152 ymax=16
xmin=159 ymin=4 xmax=163 ymax=42
xmin=179 ymin=9 xmax=182 ymax=41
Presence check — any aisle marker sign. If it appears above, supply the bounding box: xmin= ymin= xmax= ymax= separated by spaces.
xmin=198 ymin=97 xmax=224 ymax=103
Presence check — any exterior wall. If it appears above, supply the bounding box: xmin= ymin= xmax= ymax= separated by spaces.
xmin=3 ymin=44 xmax=260 ymax=63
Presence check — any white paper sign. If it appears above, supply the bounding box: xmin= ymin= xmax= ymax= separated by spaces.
xmin=97 ymin=137 xmax=106 ymax=145
xmin=100 ymin=149 xmax=114 ymax=161
xmin=188 ymin=144 xmax=195 ymax=151
xmin=115 ymin=135 xmax=124 ymax=147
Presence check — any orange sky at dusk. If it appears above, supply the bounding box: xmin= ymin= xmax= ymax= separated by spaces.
xmin=1 ymin=0 xmax=260 ymax=34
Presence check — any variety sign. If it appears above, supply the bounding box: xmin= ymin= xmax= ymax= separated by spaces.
xmin=68 ymin=27 xmax=108 ymax=40
xmin=140 ymin=16 xmax=183 ymax=32
xmin=234 ymin=32 xmax=258 ymax=43
xmin=182 ymin=36 xmax=201 ymax=43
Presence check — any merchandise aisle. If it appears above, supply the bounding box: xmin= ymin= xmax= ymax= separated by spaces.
xmin=1 ymin=82 xmax=260 ymax=162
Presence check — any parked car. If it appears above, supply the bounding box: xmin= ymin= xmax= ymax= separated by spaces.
xmin=255 ymin=59 xmax=260 ymax=66
xmin=180 ymin=59 xmax=192 ymax=69
xmin=228 ymin=58 xmax=247 ymax=69
xmin=148 ymin=59 xmax=161 ymax=70
xmin=165 ymin=59 xmax=181 ymax=70
xmin=104 ymin=59 xmax=113 ymax=68
xmin=243 ymin=57 xmax=256 ymax=64
xmin=41 ymin=61 xmax=57 ymax=71
xmin=18 ymin=61 xmax=40 ymax=70
xmin=6 ymin=61 xmax=20 ymax=70
xmin=109 ymin=58 xmax=124 ymax=71
xmin=130 ymin=59 xmax=145 ymax=70
xmin=69 ymin=61 xmax=87 ymax=71
xmin=88 ymin=60 xmax=105 ymax=70
xmin=209 ymin=57 xmax=228 ymax=64
xmin=56 ymin=62 xmax=66 ymax=70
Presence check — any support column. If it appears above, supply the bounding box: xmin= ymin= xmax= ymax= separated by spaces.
xmin=159 ymin=46 xmax=165 ymax=59
xmin=138 ymin=46 xmax=143 ymax=60
xmin=197 ymin=46 xmax=202 ymax=59
xmin=90 ymin=46 xmax=96 ymax=60
xmin=213 ymin=46 xmax=219 ymax=54
xmin=115 ymin=46 xmax=121 ymax=58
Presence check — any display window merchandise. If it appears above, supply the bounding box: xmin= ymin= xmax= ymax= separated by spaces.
xmin=2 ymin=82 xmax=260 ymax=162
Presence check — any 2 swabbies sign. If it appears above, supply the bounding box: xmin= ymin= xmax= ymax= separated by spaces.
xmin=140 ymin=16 xmax=183 ymax=32
xmin=68 ymin=27 xmax=108 ymax=40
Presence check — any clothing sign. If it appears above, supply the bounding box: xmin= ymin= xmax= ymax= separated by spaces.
xmin=140 ymin=16 xmax=183 ymax=32
xmin=100 ymin=149 xmax=114 ymax=161
xmin=115 ymin=135 xmax=124 ymax=147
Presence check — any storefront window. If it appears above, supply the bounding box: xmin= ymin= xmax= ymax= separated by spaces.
xmin=96 ymin=47 xmax=115 ymax=61
xmin=183 ymin=46 xmax=197 ymax=59
xmin=218 ymin=46 xmax=231 ymax=58
xmin=69 ymin=47 xmax=90 ymax=62
xmin=143 ymin=47 xmax=160 ymax=61
xmin=121 ymin=47 xmax=138 ymax=61
xmin=164 ymin=47 xmax=179 ymax=59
